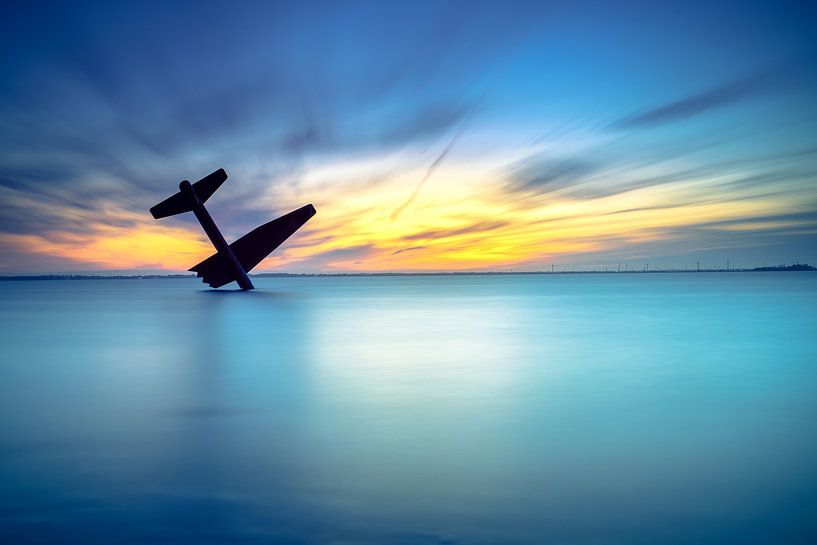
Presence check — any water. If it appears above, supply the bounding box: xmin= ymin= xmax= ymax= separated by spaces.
xmin=1 ymin=273 xmax=816 ymax=544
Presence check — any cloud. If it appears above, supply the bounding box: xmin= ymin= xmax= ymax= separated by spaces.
xmin=392 ymin=246 xmax=427 ymax=255
xmin=274 ymin=244 xmax=376 ymax=271
xmin=390 ymin=102 xmax=478 ymax=220
xmin=402 ymin=220 xmax=508 ymax=242
xmin=506 ymin=157 xmax=603 ymax=195
xmin=611 ymin=69 xmax=786 ymax=129
xmin=697 ymin=210 xmax=817 ymax=231
xmin=2 ymin=4 xmax=815 ymax=273
xmin=0 ymin=0 xmax=509 ymax=261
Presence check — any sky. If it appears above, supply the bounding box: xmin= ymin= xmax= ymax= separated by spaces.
xmin=1 ymin=0 xmax=816 ymax=274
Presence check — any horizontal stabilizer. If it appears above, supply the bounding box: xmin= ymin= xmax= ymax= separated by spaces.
xmin=150 ymin=169 xmax=228 ymax=219
xmin=190 ymin=204 xmax=316 ymax=288
xmin=191 ymin=168 xmax=228 ymax=203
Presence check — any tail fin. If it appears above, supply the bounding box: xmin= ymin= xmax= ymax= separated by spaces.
xmin=150 ymin=169 xmax=228 ymax=219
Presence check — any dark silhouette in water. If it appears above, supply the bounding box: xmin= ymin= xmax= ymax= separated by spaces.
xmin=150 ymin=168 xmax=316 ymax=290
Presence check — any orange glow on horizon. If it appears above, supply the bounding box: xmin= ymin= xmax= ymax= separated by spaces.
xmin=2 ymin=161 xmax=813 ymax=273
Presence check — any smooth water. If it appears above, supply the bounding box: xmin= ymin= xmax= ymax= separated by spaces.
xmin=1 ymin=273 xmax=816 ymax=544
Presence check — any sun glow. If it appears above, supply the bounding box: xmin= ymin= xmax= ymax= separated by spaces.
xmin=2 ymin=154 xmax=812 ymax=274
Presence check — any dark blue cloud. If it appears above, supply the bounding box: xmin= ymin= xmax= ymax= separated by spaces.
xmin=1 ymin=0 xmax=816 ymax=270
xmin=612 ymin=67 xmax=798 ymax=129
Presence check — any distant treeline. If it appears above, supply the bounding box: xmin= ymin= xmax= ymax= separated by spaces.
xmin=0 ymin=274 xmax=193 ymax=281
xmin=0 ymin=264 xmax=814 ymax=281
xmin=749 ymin=264 xmax=815 ymax=272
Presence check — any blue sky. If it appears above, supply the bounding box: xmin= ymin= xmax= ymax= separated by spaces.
xmin=1 ymin=0 xmax=815 ymax=273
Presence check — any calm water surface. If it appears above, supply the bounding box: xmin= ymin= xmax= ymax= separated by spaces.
xmin=1 ymin=273 xmax=816 ymax=544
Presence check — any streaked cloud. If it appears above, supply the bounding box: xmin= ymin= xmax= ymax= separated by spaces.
xmin=613 ymin=74 xmax=772 ymax=129
xmin=391 ymin=103 xmax=477 ymax=220
xmin=392 ymin=246 xmax=427 ymax=255
xmin=0 ymin=1 xmax=816 ymax=273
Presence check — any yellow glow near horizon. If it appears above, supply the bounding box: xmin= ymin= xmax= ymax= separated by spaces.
xmin=2 ymin=157 xmax=813 ymax=273
xmin=254 ymin=160 xmax=812 ymax=272
xmin=0 ymin=201 xmax=212 ymax=271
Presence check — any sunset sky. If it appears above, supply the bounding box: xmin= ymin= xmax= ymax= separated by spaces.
xmin=1 ymin=0 xmax=816 ymax=274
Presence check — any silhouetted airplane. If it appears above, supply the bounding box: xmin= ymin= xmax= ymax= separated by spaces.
xmin=150 ymin=168 xmax=315 ymax=290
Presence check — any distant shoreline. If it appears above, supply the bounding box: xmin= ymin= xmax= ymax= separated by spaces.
xmin=1 ymin=264 xmax=814 ymax=281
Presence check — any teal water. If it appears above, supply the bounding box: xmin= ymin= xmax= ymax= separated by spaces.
xmin=1 ymin=273 xmax=816 ymax=544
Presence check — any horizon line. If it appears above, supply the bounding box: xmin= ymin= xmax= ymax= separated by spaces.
xmin=1 ymin=264 xmax=815 ymax=281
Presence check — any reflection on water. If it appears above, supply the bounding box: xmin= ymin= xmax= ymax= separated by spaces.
xmin=1 ymin=274 xmax=816 ymax=544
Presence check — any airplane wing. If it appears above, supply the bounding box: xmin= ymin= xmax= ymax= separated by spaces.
xmin=150 ymin=169 xmax=228 ymax=219
xmin=189 ymin=204 xmax=316 ymax=288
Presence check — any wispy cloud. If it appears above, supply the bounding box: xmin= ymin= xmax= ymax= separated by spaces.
xmin=392 ymin=246 xmax=427 ymax=255
xmin=612 ymin=68 xmax=791 ymax=129
xmin=402 ymin=220 xmax=509 ymax=242
xmin=390 ymin=104 xmax=477 ymax=220
xmin=1 ymin=4 xmax=815 ymax=272
xmin=506 ymin=157 xmax=603 ymax=195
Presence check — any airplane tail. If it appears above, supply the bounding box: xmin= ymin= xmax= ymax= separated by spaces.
xmin=150 ymin=169 xmax=228 ymax=219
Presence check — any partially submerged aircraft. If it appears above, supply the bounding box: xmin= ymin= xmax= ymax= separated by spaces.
xmin=150 ymin=168 xmax=315 ymax=290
